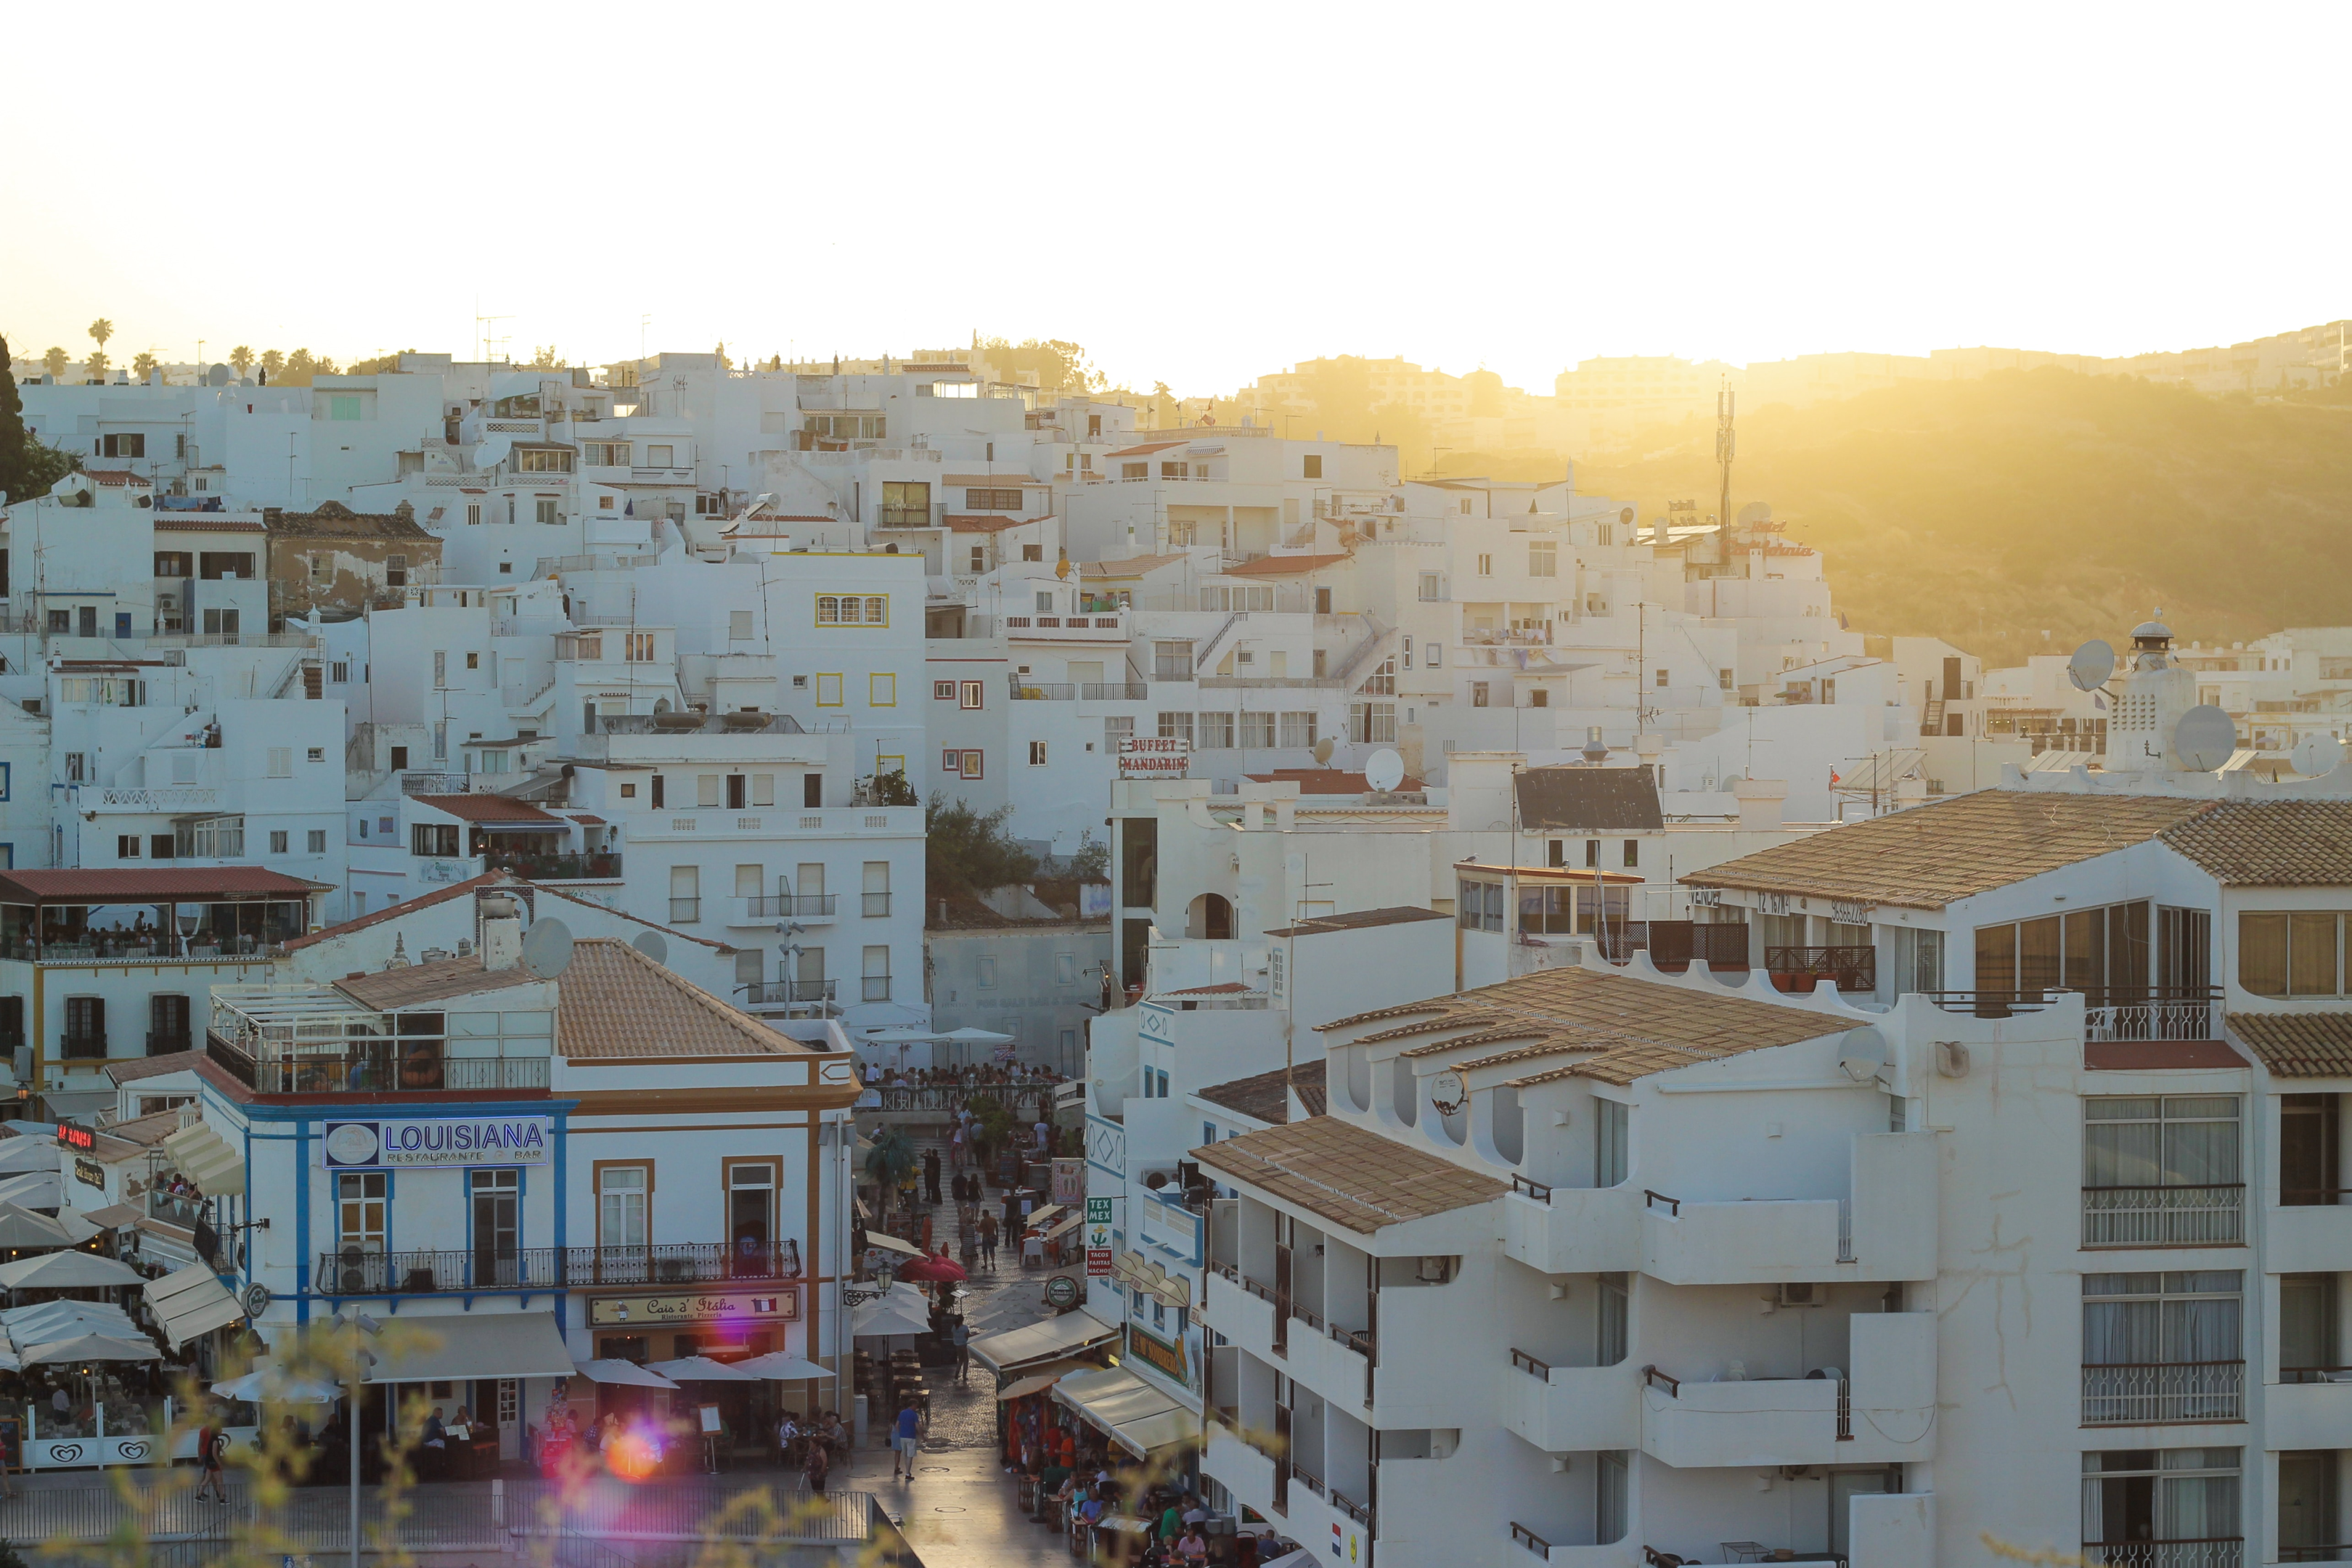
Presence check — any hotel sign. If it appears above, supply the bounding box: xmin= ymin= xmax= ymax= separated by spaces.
xmin=322 ymin=1117 xmax=552 ymax=1170
xmin=588 ymin=1289 xmax=799 ymax=1328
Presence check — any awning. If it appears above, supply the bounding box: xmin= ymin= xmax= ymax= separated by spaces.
xmin=865 ymin=1232 xmax=922 ymax=1259
xmin=77 ymin=1204 xmax=142 ymax=1230
xmin=0 ymin=1173 xmax=62 ymax=1211
xmin=144 ymin=1262 xmax=245 ymax=1349
xmin=0 ymin=1250 xmax=142 ymax=1289
xmin=970 ymin=1310 xmax=1116 ymax=1374
xmin=367 ymin=1311 xmax=573 ymax=1384
xmin=993 ymin=1359 xmax=1095 ymax=1403
xmin=1044 ymin=1214 xmax=1082 ymax=1241
xmin=1025 ymin=1204 xmax=1066 ymax=1230
xmin=1050 ymin=1365 xmax=1192 ymax=1458
xmin=163 ymin=1122 xmax=244 ymax=1199
xmin=730 ymin=1352 xmax=833 ymax=1381
xmin=574 ymin=1359 xmax=680 ymax=1389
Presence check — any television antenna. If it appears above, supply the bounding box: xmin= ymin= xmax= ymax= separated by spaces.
xmin=1714 ymin=382 xmax=1736 ymax=560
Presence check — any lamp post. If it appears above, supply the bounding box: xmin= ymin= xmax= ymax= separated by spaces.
xmin=337 ymin=1311 xmax=380 ymax=1568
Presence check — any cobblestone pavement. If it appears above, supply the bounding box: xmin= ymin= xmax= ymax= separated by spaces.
xmin=860 ymin=1129 xmax=1075 ymax=1567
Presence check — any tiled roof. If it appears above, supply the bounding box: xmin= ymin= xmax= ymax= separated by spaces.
xmin=0 ymin=867 xmax=325 ymax=904
xmin=411 ymin=794 xmax=561 ymax=825
xmin=1188 ymin=1116 xmax=1503 ymax=1235
xmin=2229 ymin=1013 xmax=2352 ymax=1077
xmin=1514 ymin=767 xmax=1665 ymax=833
xmin=152 ymin=518 xmax=266 ymax=534
xmin=2158 ymin=801 xmax=2352 ymax=886
xmin=1103 ymin=441 xmax=1188 ymax=460
xmin=1262 ymin=906 xmax=1449 ymax=938
xmin=1081 ymin=554 xmax=1187 ymax=579
xmin=266 ymin=502 xmax=437 ymax=542
xmin=104 ymin=1053 xmax=206 ymax=1085
xmin=333 ymin=955 xmax=545 ymax=1010
xmin=1326 ymin=965 xmax=1843 ymax=1089
xmin=1220 ymin=553 xmax=1349 ymax=579
xmin=86 ymin=470 xmax=152 ymax=488
xmin=280 ymin=872 xmax=505 ymax=951
xmin=943 ymin=515 xmax=1038 ymax=534
xmin=557 ymin=939 xmax=818 ymax=1058
xmin=1164 ymin=981 xmax=1253 ymax=996
xmin=1681 ymin=789 xmax=2216 ymax=910
xmin=1196 ymin=1061 xmax=1326 ymax=1127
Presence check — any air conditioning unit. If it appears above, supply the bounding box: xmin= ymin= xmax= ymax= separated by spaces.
xmin=1776 ymin=1282 xmax=1822 ymax=1308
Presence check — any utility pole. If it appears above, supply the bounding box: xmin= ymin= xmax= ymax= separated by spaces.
xmin=1715 ymin=382 xmax=1738 ymax=573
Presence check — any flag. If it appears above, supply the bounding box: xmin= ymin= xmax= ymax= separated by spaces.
xmin=1829 ymin=768 xmax=1841 ymax=787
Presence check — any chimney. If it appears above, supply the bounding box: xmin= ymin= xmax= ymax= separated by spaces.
xmin=479 ymin=893 xmax=525 ymax=971
xmin=1734 ymin=777 xmax=1788 ymax=831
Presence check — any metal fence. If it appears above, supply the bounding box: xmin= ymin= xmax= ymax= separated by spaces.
xmin=317 ymin=1240 xmax=804 ymax=1295
xmin=2081 ymin=1360 xmax=2245 ymax=1425
xmin=2082 ymin=1184 xmax=2246 ymax=1248
xmin=504 ymin=1478 xmax=868 ymax=1543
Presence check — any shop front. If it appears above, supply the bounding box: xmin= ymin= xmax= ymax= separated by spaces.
xmin=588 ymin=1286 xmax=801 ymax=1458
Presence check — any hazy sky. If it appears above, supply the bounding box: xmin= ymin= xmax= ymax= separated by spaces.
xmin=8 ymin=4 xmax=2346 ymax=396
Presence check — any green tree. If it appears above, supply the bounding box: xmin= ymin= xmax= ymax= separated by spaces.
xmin=526 ymin=344 xmax=567 ymax=370
xmin=864 ymin=1125 xmax=916 ymax=1214
xmin=714 ymin=340 xmax=731 ymax=370
xmin=276 ymin=348 xmax=335 ymax=386
xmin=39 ymin=346 xmax=66 ymax=380
xmin=229 ymin=344 xmax=254 ymax=375
xmin=979 ymin=335 xmax=1106 ymax=394
xmin=346 ymin=348 xmax=417 ymax=376
xmin=0 ymin=336 xmax=82 ymax=503
xmin=131 ymin=350 xmax=158 ymax=383
xmin=926 ymin=793 xmax=1038 ymax=897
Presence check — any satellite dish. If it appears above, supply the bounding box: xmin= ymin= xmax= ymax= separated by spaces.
xmin=2293 ymin=734 xmax=2345 ymax=778
xmin=1312 ymin=737 xmax=1336 ymax=767
xmin=631 ymin=930 xmax=668 ymax=966
xmin=1617 ymin=506 xmax=1635 ymax=526
xmin=475 ymin=436 xmax=513 ymax=470
xmin=520 ymin=917 xmax=574 ymax=979
xmin=1837 ymin=1026 xmax=1889 ymax=1083
xmin=205 ymin=363 xmax=231 ymax=388
xmin=2067 ymin=640 xmax=2116 ymax=693
xmin=2174 ymin=706 xmax=2237 ymax=772
xmin=1365 ymin=749 xmax=1405 ymax=793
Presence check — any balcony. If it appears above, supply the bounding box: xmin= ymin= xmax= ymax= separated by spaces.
xmin=743 ymin=980 xmax=835 ymax=1006
xmin=146 ymin=1188 xmax=205 ymax=1228
xmin=1153 ymin=659 xmax=1195 ymax=682
xmin=316 ymin=1241 xmax=804 ymax=1297
xmin=862 ymin=976 xmax=892 ymax=1003
xmin=60 ymin=1034 xmax=108 ymax=1061
xmin=1008 ymin=680 xmax=1077 ymax=701
xmin=207 ymin=1033 xmax=550 ymax=1096
xmin=1921 ymin=987 xmax=2223 ymax=1040
xmin=145 ymin=1030 xmax=191 ymax=1058
xmin=2082 ymin=1184 xmax=2245 ymax=1248
xmin=1595 ymin=922 xmax=1749 ymax=972
xmin=863 ymin=892 xmax=891 ymax=918
xmin=1002 ymin=615 xmax=1128 ymax=641
xmin=1638 ymin=1133 xmax=1939 ymax=1285
xmin=483 ymin=849 xmax=621 ymax=882
xmin=1764 ymin=945 xmax=1875 ymax=994
xmin=1083 ymin=682 xmax=1149 ymax=701
xmin=2267 ymin=1194 xmax=2352 ymax=1274
xmin=1641 ymin=1312 xmax=1937 ymax=1467
xmin=1500 ymin=1181 xmax=1642 ymax=1277
xmin=2267 ymin=1378 xmax=2352 ymax=1450
xmin=2080 ymin=1360 xmax=2244 ymax=1425
xmin=1503 ymin=1349 xmax=1641 ymax=1453
xmin=2082 ymin=1542 xmax=2242 ymax=1568
xmin=730 ymin=894 xmax=836 ymax=926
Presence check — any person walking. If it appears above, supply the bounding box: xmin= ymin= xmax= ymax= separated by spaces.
xmin=193 ymin=1418 xmax=229 ymax=1503
xmin=978 ymin=1210 xmax=999 ymax=1270
xmin=890 ymin=1399 xmax=925 ymax=1481
xmin=951 ymin=1315 xmax=971 ymax=1383
xmin=802 ymin=1425 xmax=830 ymax=1495
xmin=923 ymin=1147 xmax=942 ymax=1206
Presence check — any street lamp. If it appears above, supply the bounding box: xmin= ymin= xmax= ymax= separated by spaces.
xmin=335 ymin=1311 xmax=381 ymax=1568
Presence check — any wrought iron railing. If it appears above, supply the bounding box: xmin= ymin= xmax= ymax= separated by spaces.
xmin=484 ymin=849 xmax=621 ymax=881
xmin=317 ymin=1241 xmax=804 ymax=1296
xmin=742 ymin=980 xmax=835 ymax=1005
xmin=2080 ymin=1360 xmax=2244 ymax=1424
xmin=746 ymin=894 xmax=836 ymax=918
xmin=208 ymin=1034 xmax=550 ymax=1095
xmin=1921 ymin=987 xmax=2222 ymax=1040
xmin=1595 ymin=921 xmax=1749 ymax=969
xmin=2081 ymin=1540 xmax=2243 ymax=1568
xmin=2081 ymin=1183 xmax=2245 ymax=1247
xmin=1765 ymin=945 xmax=1877 ymax=992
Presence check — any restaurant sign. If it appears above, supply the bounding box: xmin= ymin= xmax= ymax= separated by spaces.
xmin=323 ymin=1116 xmax=552 ymax=1169
xmin=1117 ymin=735 xmax=1190 ymax=778
xmin=1124 ymin=1323 xmax=1189 ymax=1387
xmin=588 ymin=1290 xmax=798 ymax=1328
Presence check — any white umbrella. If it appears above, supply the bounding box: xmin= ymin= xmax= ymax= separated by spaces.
xmin=211 ymin=1369 xmax=340 ymax=1405
xmin=852 ymin=1302 xmax=932 ymax=1339
xmin=645 ymin=1355 xmax=758 ymax=1383
xmin=940 ymin=1026 xmax=1013 ymax=1044
xmin=730 ymin=1352 xmax=832 ymax=1381
xmin=1 ymin=1300 xmax=139 ymax=1345
xmin=22 ymin=1332 xmax=161 ymax=1365
xmin=864 ymin=1027 xmax=940 ymax=1043
xmin=0 ymin=1204 xmax=91 ymax=1249
xmin=0 ymin=1250 xmax=142 ymax=1290
xmin=573 ymin=1359 xmax=681 ymax=1389
xmin=0 ymin=1173 xmax=62 ymax=1211
xmin=0 ymin=1140 xmax=58 ymax=1176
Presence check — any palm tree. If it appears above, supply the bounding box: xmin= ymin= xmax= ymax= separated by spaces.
xmin=86 ymin=350 xmax=110 ymax=381
xmin=229 ymin=346 xmax=254 ymax=375
xmin=863 ymin=1127 xmax=915 ymax=1215
xmin=40 ymin=348 xmax=66 ymax=380
xmin=131 ymin=351 xmax=158 ymax=383
xmin=87 ymin=319 xmax=113 ymax=352
xmin=259 ymin=350 xmax=284 ymax=377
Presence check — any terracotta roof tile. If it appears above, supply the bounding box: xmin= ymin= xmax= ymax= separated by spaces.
xmin=944 ymin=515 xmax=1039 ymax=534
xmin=1262 ymin=906 xmax=1449 ymax=937
xmin=1221 ymin=553 xmax=1349 ymax=579
xmin=2159 ymin=801 xmax=2352 ymax=886
xmin=2230 ymin=1013 xmax=2352 ymax=1077
xmin=1188 ymin=1115 xmax=1503 ymax=1234
xmin=1683 ymin=790 xmax=2217 ymax=910
xmin=334 ymin=956 xmax=545 ymax=1010
xmin=0 ymin=867 xmax=324 ymax=903
xmin=556 ymin=939 xmax=819 ymax=1059
xmin=282 ymin=873 xmax=507 ymax=950
xmin=411 ymin=794 xmax=562 ymax=825
xmin=1196 ymin=1061 xmax=1326 ymax=1127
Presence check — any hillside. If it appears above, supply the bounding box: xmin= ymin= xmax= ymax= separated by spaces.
xmin=1460 ymin=369 xmax=2352 ymax=668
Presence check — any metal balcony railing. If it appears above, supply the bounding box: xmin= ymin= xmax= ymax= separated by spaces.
xmin=2083 ymin=1540 xmax=2243 ymax=1568
xmin=1922 ymin=987 xmax=2222 ymax=1040
xmin=485 ymin=849 xmax=621 ymax=881
xmin=1764 ymin=945 xmax=1877 ymax=992
xmin=2080 ymin=1360 xmax=2244 ymax=1424
xmin=669 ymin=898 xmax=700 ymax=924
xmin=2083 ymin=1183 xmax=2245 ymax=1247
xmin=862 ymin=976 xmax=892 ymax=1003
xmin=60 ymin=1034 xmax=108 ymax=1061
xmin=145 ymin=1030 xmax=192 ymax=1058
xmin=317 ymin=1241 xmax=804 ymax=1297
xmin=207 ymin=1034 xmax=550 ymax=1096
xmin=746 ymin=894 xmax=836 ymax=918
xmin=743 ymin=981 xmax=835 ymax=1005
xmin=1082 ymin=682 xmax=1148 ymax=701
xmin=1594 ymin=921 xmax=1749 ymax=968
xmin=862 ymin=892 xmax=891 ymax=918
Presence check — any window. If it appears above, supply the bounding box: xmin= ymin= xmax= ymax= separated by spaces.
xmin=863 ymin=862 xmax=890 ymax=918
xmin=411 ymin=823 xmax=460 ymax=857
xmin=698 ymin=774 xmax=722 ymax=809
xmin=308 ymin=829 xmax=326 ymax=854
xmin=1622 ymin=839 xmax=1639 ymax=868
xmin=599 ymin=1167 xmax=648 ymax=1251
xmin=471 ymin=1168 xmax=520 ymax=1280
xmin=2083 ymin=1273 xmax=2244 ymax=1424
xmin=964 ymin=488 xmax=1024 ymax=510
xmin=1303 ymin=454 xmax=1322 ymax=478
xmin=645 ymin=445 xmax=674 ymax=467
xmin=1529 ymin=541 xmax=1557 ymax=577
xmin=62 ymin=996 xmax=106 ymax=1057
xmin=100 ymin=433 xmax=147 ymax=457
xmin=1278 ymin=712 xmax=1316 ymax=748
xmin=433 ymin=651 xmax=448 ymax=688
xmin=670 ymin=865 xmax=700 ymax=923
xmin=934 ymin=680 xmax=957 ymax=701
xmin=582 ymin=441 xmax=632 ymax=467
xmin=624 ymin=632 xmax=656 ymax=663
xmin=1029 ymin=740 xmax=1048 ymax=765
xmin=1471 ymin=682 xmax=1490 ymax=709
xmin=153 ymin=551 xmax=191 ymax=579
xmin=815 ymin=595 xmax=889 ymax=626
xmin=870 ymin=673 xmax=897 ymax=706
xmin=1457 ymin=879 xmax=1503 ymax=933
xmin=1418 ymin=572 xmax=1444 ymax=602
xmin=466 ymin=504 xmax=482 ymax=527
xmin=1720 ymin=668 xmax=1736 ymax=691
xmin=1477 ymin=553 xmax=1493 ymax=576
xmin=330 ymin=395 xmax=362 ymax=421
xmin=1241 ymin=711 xmax=1275 ymax=748
xmin=942 ymin=749 xmax=962 ymax=775
xmin=1427 ymin=642 xmax=1443 ymax=667
xmin=1977 ymin=900 xmax=2164 ymax=1003
xmin=960 ymin=750 xmax=984 ymax=779
xmin=1157 ymin=712 xmax=1193 ymax=746
xmin=116 ymin=834 xmax=139 ymax=859
xmin=2281 ymin=1272 xmax=2340 ymax=1380
xmin=336 ymin=1172 xmax=387 ymax=1256
xmin=536 ymin=499 xmax=558 ymax=525
xmin=515 ymin=448 xmax=573 ymax=473
xmin=727 ymin=775 xmax=748 ymax=809
xmin=309 ymin=553 xmax=331 ymax=583
xmin=727 ymin=1162 xmax=776 ymax=1266
xmin=1595 ymin=1100 xmax=1630 ymax=1187
xmin=2083 ymin=1097 xmax=2242 ymax=1246
xmin=266 ymin=747 xmax=292 ymax=778
xmin=728 ymin=610 xmax=754 ymax=640
xmin=2082 ymin=1450 xmax=2241 ymax=1566
xmin=2240 ymin=911 xmax=2352 ymax=996
xmin=1196 ymin=712 xmax=1235 ymax=750
xmin=880 ymin=481 xmax=930 ymax=528
xmin=815 ymin=674 xmax=843 ymax=706
xmin=960 ymin=681 xmax=984 ymax=709
xmin=862 ymin=944 xmax=892 ymax=1002
xmin=1348 ymin=703 xmax=1396 ymax=744
xmin=804 ymin=773 xmax=823 ymax=807
xmin=753 ymin=774 xmax=775 ymax=807
xmin=269 ymin=830 xmax=289 ymax=854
